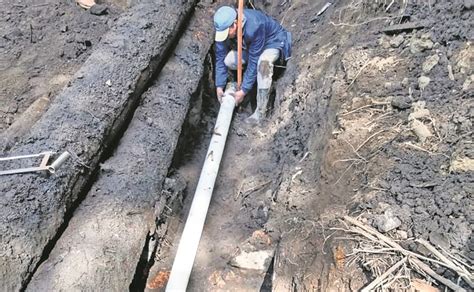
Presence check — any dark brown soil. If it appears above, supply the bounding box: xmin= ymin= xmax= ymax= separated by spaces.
xmin=146 ymin=1 xmax=473 ymax=290
xmin=0 ymin=0 xmax=123 ymax=132
xmin=0 ymin=1 xmax=195 ymax=290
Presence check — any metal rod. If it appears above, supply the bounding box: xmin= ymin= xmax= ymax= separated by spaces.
xmin=0 ymin=151 xmax=54 ymax=162
xmin=166 ymin=85 xmax=236 ymax=291
xmin=317 ymin=2 xmax=332 ymax=16
xmin=47 ymin=151 xmax=71 ymax=174
xmin=0 ymin=166 xmax=48 ymax=176
xmin=237 ymin=0 xmax=244 ymax=89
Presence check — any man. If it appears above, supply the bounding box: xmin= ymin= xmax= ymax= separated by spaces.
xmin=214 ymin=5 xmax=291 ymax=124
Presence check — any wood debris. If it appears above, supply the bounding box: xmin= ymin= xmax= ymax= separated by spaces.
xmin=334 ymin=216 xmax=473 ymax=291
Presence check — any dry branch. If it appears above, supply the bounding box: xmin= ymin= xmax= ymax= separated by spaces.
xmin=361 ymin=257 xmax=408 ymax=292
xmin=410 ymin=258 xmax=466 ymax=292
xmin=340 ymin=100 xmax=390 ymax=116
xmin=342 ymin=216 xmax=468 ymax=291
xmin=416 ymin=239 xmax=473 ymax=288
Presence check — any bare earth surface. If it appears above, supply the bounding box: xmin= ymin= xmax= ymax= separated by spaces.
xmin=1 ymin=0 xmax=472 ymax=291
xmin=0 ymin=0 xmax=122 ymax=133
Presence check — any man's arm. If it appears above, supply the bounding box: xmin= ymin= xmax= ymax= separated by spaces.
xmin=215 ymin=41 xmax=229 ymax=89
xmin=241 ymin=26 xmax=265 ymax=94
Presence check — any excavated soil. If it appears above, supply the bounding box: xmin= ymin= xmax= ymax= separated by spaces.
xmin=0 ymin=0 xmax=124 ymax=134
xmin=1 ymin=0 xmax=472 ymax=291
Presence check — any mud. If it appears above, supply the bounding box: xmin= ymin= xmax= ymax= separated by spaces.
xmin=0 ymin=0 xmax=123 ymax=134
xmin=0 ymin=1 xmax=195 ymax=290
xmin=26 ymin=5 xmax=214 ymax=290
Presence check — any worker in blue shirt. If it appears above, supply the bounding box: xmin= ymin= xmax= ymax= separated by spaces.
xmin=214 ymin=6 xmax=291 ymax=124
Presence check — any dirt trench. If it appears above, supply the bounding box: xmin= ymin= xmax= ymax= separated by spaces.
xmin=26 ymin=5 xmax=216 ymax=291
xmin=0 ymin=1 xmax=197 ymax=290
xmin=1 ymin=0 xmax=473 ymax=291
xmin=146 ymin=1 xmax=473 ymax=291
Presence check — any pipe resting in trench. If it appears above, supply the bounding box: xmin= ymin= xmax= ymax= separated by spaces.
xmin=166 ymin=85 xmax=237 ymax=291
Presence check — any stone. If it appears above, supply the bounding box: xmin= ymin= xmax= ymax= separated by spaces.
xmin=454 ymin=43 xmax=473 ymax=75
xmin=422 ymin=54 xmax=440 ymax=73
xmin=375 ymin=209 xmax=402 ymax=233
xmin=411 ymin=119 xmax=432 ymax=143
xmin=450 ymin=157 xmax=474 ymax=172
xmin=390 ymin=35 xmax=404 ymax=48
xmin=397 ymin=230 xmax=408 ymax=240
xmin=464 ymin=0 xmax=474 ymax=9
xmin=378 ymin=36 xmax=391 ymax=49
xmin=421 ymin=33 xmax=432 ymax=40
xmin=89 ymin=4 xmax=108 ymax=16
xmin=375 ymin=202 xmax=391 ymax=213
xmin=429 ymin=232 xmax=450 ymax=250
xmin=401 ymin=77 xmax=409 ymax=87
xmin=391 ymin=96 xmax=412 ymax=110
xmin=447 ymin=64 xmax=455 ymax=80
xmin=462 ymin=74 xmax=474 ymax=91
xmin=230 ymin=250 xmax=274 ymax=271
xmin=409 ymin=101 xmax=430 ymax=120
xmin=384 ymin=81 xmax=402 ymax=91
xmin=418 ymin=76 xmax=431 ymax=90
xmin=410 ymin=37 xmax=434 ymax=54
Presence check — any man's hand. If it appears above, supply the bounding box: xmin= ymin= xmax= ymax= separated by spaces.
xmin=231 ymin=90 xmax=245 ymax=105
xmin=216 ymin=87 xmax=224 ymax=103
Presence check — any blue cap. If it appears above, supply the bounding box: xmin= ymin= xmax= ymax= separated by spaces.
xmin=214 ymin=6 xmax=237 ymax=42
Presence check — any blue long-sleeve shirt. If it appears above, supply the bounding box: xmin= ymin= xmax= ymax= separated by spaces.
xmin=215 ymin=9 xmax=291 ymax=94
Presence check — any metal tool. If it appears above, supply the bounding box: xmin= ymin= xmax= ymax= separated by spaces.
xmin=0 ymin=151 xmax=71 ymax=176
xmin=237 ymin=0 xmax=244 ymax=89
xmin=311 ymin=2 xmax=332 ymax=23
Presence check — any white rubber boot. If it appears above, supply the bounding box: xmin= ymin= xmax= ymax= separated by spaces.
xmin=76 ymin=0 xmax=96 ymax=9
xmin=245 ymin=88 xmax=269 ymax=125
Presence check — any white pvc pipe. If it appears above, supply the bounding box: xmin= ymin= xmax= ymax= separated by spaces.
xmin=166 ymin=86 xmax=236 ymax=291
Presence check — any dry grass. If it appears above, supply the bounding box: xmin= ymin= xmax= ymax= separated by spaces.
xmin=333 ymin=216 xmax=473 ymax=291
xmin=329 ymin=0 xmax=412 ymax=27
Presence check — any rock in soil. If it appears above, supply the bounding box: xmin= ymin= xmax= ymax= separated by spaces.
xmin=391 ymin=95 xmax=412 ymax=110
xmin=410 ymin=35 xmax=434 ymax=54
xmin=422 ymin=54 xmax=440 ymax=74
xmin=450 ymin=157 xmax=474 ymax=172
xmin=464 ymin=0 xmax=474 ymax=9
xmin=411 ymin=119 xmax=433 ymax=143
xmin=409 ymin=101 xmax=431 ymax=121
xmin=374 ymin=209 xmax=402 ymax=233
xmin=418 ymin=76 xmax=431 ymax=90
xmin=89 ymin=4 xmax=108 ymax=15
xmin=462 ymin=75 xmax=473 ymax=91
xmin=429 ymin=232 xmax=451 ymax=250
xmin=230 ymin=250 xmax=274 ymax=271
xmin=390 ymin=35 xmax=405 ymax=48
